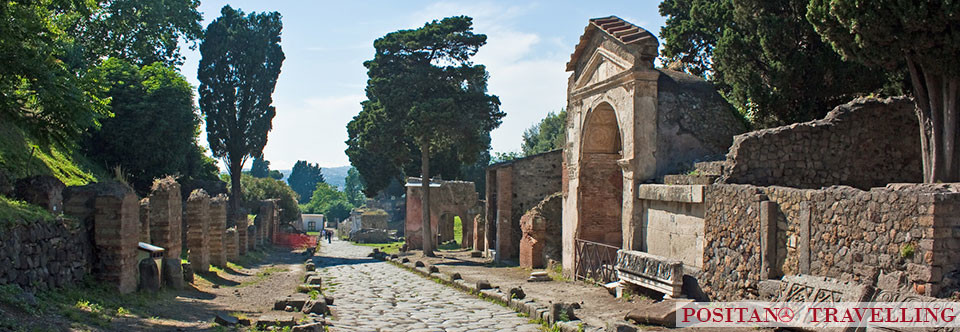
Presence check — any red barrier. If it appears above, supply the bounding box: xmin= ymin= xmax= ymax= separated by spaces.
xmin=275 ymin=232 xmax=317 ymax=248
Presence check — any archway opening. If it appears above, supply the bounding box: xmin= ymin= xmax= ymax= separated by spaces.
xmin=578 ymin=102 xmax=624 ymax=247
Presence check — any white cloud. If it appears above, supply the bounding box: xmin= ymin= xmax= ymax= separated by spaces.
xmin=259 ymin=94 xmax=366 ymax=170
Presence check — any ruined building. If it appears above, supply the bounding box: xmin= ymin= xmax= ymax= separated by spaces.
xmin=560 ymin=16 xmax=747 ymax=276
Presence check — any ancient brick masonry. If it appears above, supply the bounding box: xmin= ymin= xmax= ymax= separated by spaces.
xmin=138 ymin=198 xmax=150 ymax=243
xmin=719 ymin=97 xmax=921 ymax=189
xmin=63 ymin=182 xmax=140 ymax=294
xmin=224 ymin=227 xmax=239 ymax=261
xmin=185 ymin=189 xmax=211 ymax=273
xmin=405 ymin=178 xmax=479 ymax=250
xmin=486 ymin=150 xmax=562 ymax=261
xmin=236 ymin=216 xmax=248 ymax=256
xmin=519 ymin=193 xmax=562 ymax=268
xmin=209 ymin=195 xmax=228 ymax=267
xmin=148 ymin=177 xmax=184 ymax=289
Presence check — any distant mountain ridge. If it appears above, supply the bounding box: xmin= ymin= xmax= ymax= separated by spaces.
xmin=249 ymin=165 xmax=351 ymax=190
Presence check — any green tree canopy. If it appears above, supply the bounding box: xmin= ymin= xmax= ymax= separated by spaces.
xmin=349 ymin=16 xmax=503 ymax=255
xmin=301 ymin=182 xmax=353 ymax=222
xmin=343 ymin=167 xmax=366 ymax=206
xmin=659 ymin=0 xmax=892 ymax=127
xmin=83 ymin=58 xmax=217 ymax=194
xmin=235 ymin=174 xmax=299 ymax=222
xmin=808 ymin=0 xmax=960 ymax=182
xmin=250 ymin=157 xmax=270 ymax=178
xmin=287 ymin=160 xmax=325 ymax=203
xmin=0 ymin=0 xmax=204 ymax=146
xmin=198 ymin=5 xmax=284 ymax=214
xmin=521 ymin=109 xmax=567 ymax=156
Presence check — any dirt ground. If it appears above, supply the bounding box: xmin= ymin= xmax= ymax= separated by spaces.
xmin=0 ymin=246 xmax=311 ymax=332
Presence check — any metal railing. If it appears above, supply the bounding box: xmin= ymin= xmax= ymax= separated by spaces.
xmin=574 ymin=238 xmax=620 ymax=284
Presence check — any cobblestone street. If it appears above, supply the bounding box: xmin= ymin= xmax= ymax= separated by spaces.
xmin=315 ymin=239 xmax=541 ymax=332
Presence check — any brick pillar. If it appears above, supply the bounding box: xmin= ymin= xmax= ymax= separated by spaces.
xmin=224 ymin=227 xmax=239 ymax=261
xmin=248 ymin=224 xmax=257 ymax=251
xmin=495 ymin=167 xmax=514 ymax=261
xmin=185 ymin=190 xmax=210 ymax=273
xmin=209 ymin=195 xmax=227 ymax=267
xmin=236 ymin=217 xmax=248 ymax=256
xmin=139 ymin=198 xmax=151 ymax=244
xmin=64 ymin=183 xmax=139 ymax=294
xmin=147 ymin=177 xmax=183 ymax=289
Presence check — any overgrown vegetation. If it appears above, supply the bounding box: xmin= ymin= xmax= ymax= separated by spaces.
xmin=0 ymin=196 xmax=56 ymax=229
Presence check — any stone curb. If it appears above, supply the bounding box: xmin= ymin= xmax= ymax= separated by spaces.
xmin=384 ymin=256 xmax=603 ymax=332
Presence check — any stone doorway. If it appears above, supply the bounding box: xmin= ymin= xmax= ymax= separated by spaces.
xmin=576 ymin=102 xmax=623 ymax=248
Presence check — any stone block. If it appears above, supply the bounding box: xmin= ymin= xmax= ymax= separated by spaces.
xmin=615 ymin=250 xmax=683 ymax=298
xmin=624 ymin=299 xmax=691 ymax=327
xmin=256 ymin=313 xmax=297 ymax=328
xmin=776 ymin=275 xmax=872 ymax=302
xmin=138 ymin=258 xmax=160 ymax=292
xmin=208 ymin=195 xmax=228 ymax=267
xmin=14 ymin=175 xmax=65 ymax=214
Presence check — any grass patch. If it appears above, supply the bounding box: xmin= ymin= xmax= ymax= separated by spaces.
xmin=355 ymin=241 xmax=404 ymax=255
xmin=0 ymin=195 xmax=56 ymax=229
xmin=32 ymin=277 xmax=176 ymax=329
xmin=0 ymin=115 xmax=102 ymax=187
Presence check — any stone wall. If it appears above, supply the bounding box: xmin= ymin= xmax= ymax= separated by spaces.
xmin=719 ymin=97 xmax=921 ymax=189
xmin=147 ymin=177 xmax=184 ymax=289
xmin=486 ymin=150 xmax=563 ymax=261
xmin=0 ymin=218 xmax=94 ymax=291
xmin=634 ymin=185 xmax=705 ymax=268
xmin=224 ymin=227 xmax=239 ymax=261
xmin=698 ymin=183 xmax=960 ymax=301
xmin=404 ymin=178 xmax=479 ymax=250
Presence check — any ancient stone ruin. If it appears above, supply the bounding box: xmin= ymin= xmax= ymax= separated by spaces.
xmin=519 ymin=193 xmax=562 ymax=269
xmin=404 ymin=178 xmax=479 ymax=250
xmin=485 ymin=150 xmax=563 ymax=262
xmin=185 ymin=189 xmax=211 ymax=273
xmin=561 ymin=16 xmax=747 ymax=277
xmin=148 ymin=177 xmax=184 ymax=289
xmin=209 ymin=195 xmax=228 ymax=267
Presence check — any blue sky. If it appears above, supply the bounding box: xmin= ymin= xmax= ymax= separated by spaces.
xmin=179 ymin=1 xmax=666 ymax=170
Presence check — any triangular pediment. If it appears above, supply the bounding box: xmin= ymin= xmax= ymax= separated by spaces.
xmin=566 ymin=16 xmax=659 ymax=73
xmin=572 ymin=47 xmax=632 ymax=90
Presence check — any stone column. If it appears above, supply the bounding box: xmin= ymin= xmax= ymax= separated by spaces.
xmin=185 ymin=190 xmax=211 ymax=273
xmin=64 ymin=183 xmax=140 ymax=294
xmin=236 ymin=216 xmax=248 ymax=256
xmin=147 ymin=177 xmax=184 ymax=290
xmin=495 ymin=167 xmax=514 ymax=261
xmin=473 ymin=213 xmax=485 ymax=251
xmin=139 ymin=198 xmax=151 ymax=244
xmin=225 ymin=227 xmax=239 ymax=261
xmin=209 ymin=195 xmax=228 ymax=267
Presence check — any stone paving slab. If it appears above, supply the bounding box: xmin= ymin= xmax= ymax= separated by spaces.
xmin=315 ymin=239 xmax=541 ymax=332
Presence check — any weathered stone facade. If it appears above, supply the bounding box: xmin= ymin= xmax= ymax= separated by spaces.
xmin=404 ymin=178 xmax=479 ymax=250
xmin=0 ymin=218 xmax=94 ymax=291
xmin=719 ymin=97 xmax=921 ymax=189
xmin=519 ymin=193 xmax=562 ymax=268
xmin=486 ymin=150 xmax=562 ymax=262
xmin=185 ymin=189 xmax=210 ymax=273
xmin=236 ymin=216 xmax=248 ymax=256
xmin=14 ymin=175 xmax=65 ymax=214
xmin=697 ymin=183 xmax=960 ymax=300
xmin=561 ymin=16 xmax=746 ymax=276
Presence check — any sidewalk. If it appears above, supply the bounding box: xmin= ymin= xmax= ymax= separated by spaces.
xmin=394 ymin=248 xmax=657 ymax=331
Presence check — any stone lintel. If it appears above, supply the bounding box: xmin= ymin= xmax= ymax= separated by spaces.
xmin=636 ymin=184 xmax=704 ymax=203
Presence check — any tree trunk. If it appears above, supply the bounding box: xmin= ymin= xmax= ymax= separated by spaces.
xmin=906 ymin=55 xmax=960 ymax=183
xmin=420 ymin=138 xmax=435 ymax=257
xmin=229 ymin=157 xmax=243 ymax=226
